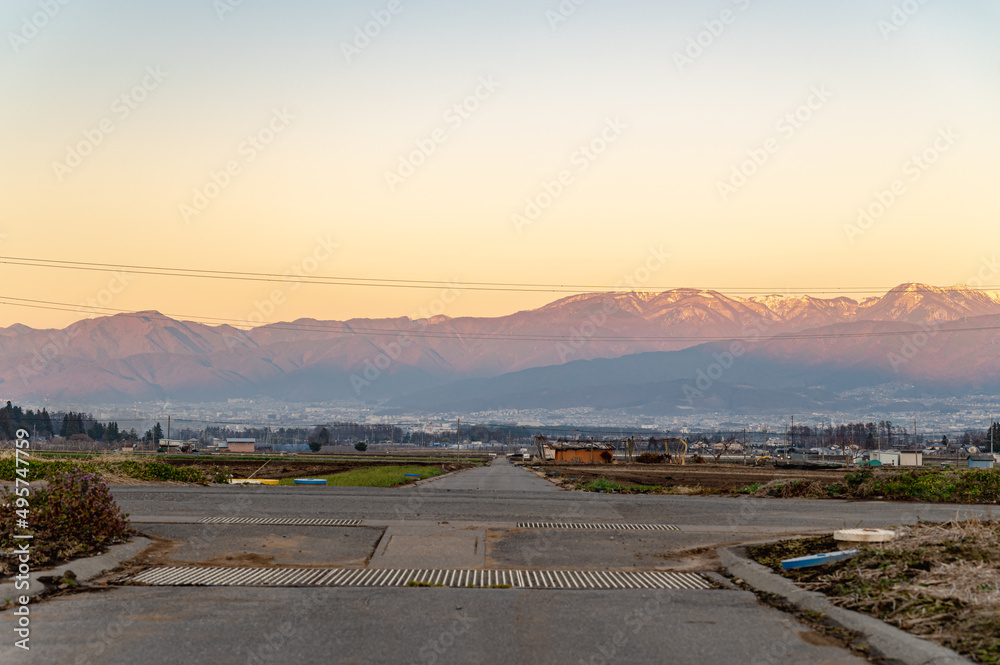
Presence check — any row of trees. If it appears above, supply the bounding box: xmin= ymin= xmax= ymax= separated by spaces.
xmin=0 ymin=402 xmax=55 ymax=439
xmin=57 ymin=411 xmax=145 ymax=443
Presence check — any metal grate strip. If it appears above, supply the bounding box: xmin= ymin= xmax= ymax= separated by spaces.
xmin=199 ymin=517 xmax=362 ymax=527
xmin=127 ymin=566 xmax=709 ymax=590
xmin=516 ymin=522 xmax=679 ymax=531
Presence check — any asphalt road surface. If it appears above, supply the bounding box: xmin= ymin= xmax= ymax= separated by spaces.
xmin=421 ymin=457 xmax=558 ymax=492
xmin=2 ymin=458 xmax=990 ymax=664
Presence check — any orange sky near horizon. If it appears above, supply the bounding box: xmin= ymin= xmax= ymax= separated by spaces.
xmin=2 ymin=0 xmax=998 ymax=330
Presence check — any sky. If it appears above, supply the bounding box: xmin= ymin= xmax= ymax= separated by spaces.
xmin=2 ymin=0 xmax=999 ymax=329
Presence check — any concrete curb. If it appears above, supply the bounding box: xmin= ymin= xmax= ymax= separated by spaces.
xmin=1 ymin=537 xmax=152 ymax=604
xmin=718 ymin=546 xmax=973 ymax=665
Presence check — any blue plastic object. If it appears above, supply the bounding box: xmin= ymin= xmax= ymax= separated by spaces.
xmin=404 ymin=474 xmax=421 ymax=478
xmin=293 ymin=478 xmax=328 ymax=485
xmin=781 ymin=550 xmax=860 ymax=570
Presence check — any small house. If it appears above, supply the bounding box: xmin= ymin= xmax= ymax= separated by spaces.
xmin=226 ymin=438 xmax=256 ymax=453
xmin=968 ymin=454 xmax=996 ymax=469
xmin=551 ymin=442 xmax=615 ymax=464
xmin=870 ymin=451 xmax=900 ymax=467
xmin=898 ymin=450 xmax=923 ymax=467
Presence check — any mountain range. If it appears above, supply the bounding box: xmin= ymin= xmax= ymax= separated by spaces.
xmin=2 ymin=283 xmax=999 ymax=414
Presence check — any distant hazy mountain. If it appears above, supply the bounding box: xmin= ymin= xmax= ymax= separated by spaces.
xmin=0 ymin=283 xmax=998 ymax=408
xmin=387 ymin=316 xmax=1000 ymax=415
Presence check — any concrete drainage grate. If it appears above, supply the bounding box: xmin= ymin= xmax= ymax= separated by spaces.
xmin=128 ymin=567 xmax=710 ymax=590
xmin=517 ymin=522 xmax=680 ymax=532
xmin=199 ymin=517 xmax=363 ymax=527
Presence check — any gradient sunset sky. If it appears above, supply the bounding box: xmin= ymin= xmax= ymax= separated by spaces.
xmin=2 ymin=0 xmax=998 ymax=329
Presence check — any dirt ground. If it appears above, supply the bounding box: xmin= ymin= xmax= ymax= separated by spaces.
xmin=539 ymin=462 xmax=850 ymax=492
xmin=750 ymin=520 xmax=1000 ymax=664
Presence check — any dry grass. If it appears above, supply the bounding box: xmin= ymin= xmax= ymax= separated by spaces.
xmin=749 ymin=478 xmax=829 ymax=498
xmin=750 ymin=519 xmax=1000 ymax=664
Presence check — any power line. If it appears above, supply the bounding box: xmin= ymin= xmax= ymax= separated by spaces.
xmin=2 ymin=255 xmax=998 ymax=295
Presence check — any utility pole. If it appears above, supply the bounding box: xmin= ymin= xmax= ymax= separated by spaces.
xmin=820 ymin=419 xmax=825 ymax=462
xmin=167 ymin=415 xmax=170 ymax=447
xmin=456 ymin=417 xmax=460 ymax=463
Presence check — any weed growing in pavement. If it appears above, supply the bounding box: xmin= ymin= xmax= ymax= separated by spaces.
xmin=1 ymin=468 xmax=134 ymax=573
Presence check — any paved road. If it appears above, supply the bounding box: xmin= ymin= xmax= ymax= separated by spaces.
xmin=421 ymin=457 xmax=557 ymax=491
xmin=5 ymin=588 xmax=866 ymax=665
xmin=3 ymin=460 xmax=986 ymax=664
xmin=113 ymin=482 xmax=991 ymax=530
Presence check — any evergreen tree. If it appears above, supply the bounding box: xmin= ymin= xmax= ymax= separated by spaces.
xmin=87 ymin=421 xmax=107 ymax=441
xmin=0 ymin=409 xmax=13 ymax=440
xmin=106 ymin=422 xmax=121 ymax=443
xmin=60 ymin=413 xmax=86 ymax=437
